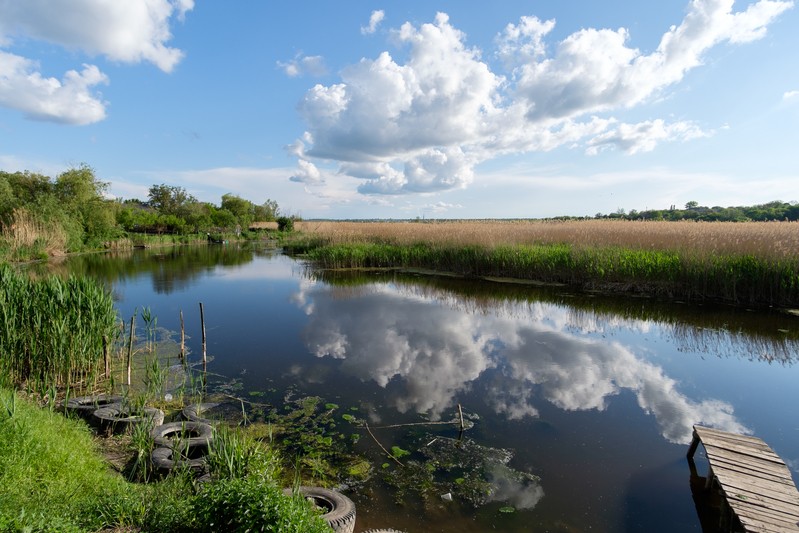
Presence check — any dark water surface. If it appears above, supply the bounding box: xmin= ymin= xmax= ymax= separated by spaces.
xmin=45 ymin=244 xmax=799 ymax=532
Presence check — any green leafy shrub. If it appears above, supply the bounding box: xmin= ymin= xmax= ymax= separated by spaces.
xmin=277 ymin=216 xmax=294 ymax=232
xmin=190 ymin=477 xmax=330 ymax=533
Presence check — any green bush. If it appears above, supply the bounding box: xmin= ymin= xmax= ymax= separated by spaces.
xmin=190 ymin=477 xmax=330 ymax=533
xmin=277 ymin=216 xmax=294 ymax=232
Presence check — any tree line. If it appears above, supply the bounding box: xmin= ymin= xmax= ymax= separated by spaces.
xmin=0 ymin=165 xmax=283 ymax=257
xmin=591 ymin=200 xmax=799 ymax=222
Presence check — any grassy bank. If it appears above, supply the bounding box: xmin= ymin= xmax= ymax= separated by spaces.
xmin=286 ymin=220 xmax=799 ymax=308
xmin=0 ymin=388 xmax=330 ymax=532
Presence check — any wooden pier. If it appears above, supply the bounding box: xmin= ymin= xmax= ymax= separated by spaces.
xmin=687 ymin=425 xmax=799 ymax=532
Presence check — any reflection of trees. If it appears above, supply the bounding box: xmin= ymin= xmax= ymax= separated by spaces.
xmin=33 ymin=243 xmax=268 ymax=294
xmin=307 ymin=269 xmax=799 ymax=364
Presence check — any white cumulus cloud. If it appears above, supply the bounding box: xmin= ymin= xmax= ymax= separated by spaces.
xmin=0 ymin=0 xmax=192 ymax=124
xmin=0 ymin=52 xmax=108 ymax=125
xmin=361 ymin=10 xmax=385 ymax=35
xmin=290 ymin=0 xmax=792 ymax=196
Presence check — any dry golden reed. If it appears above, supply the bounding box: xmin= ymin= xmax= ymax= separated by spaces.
xmin=1 ymin=208 xmax=67 ymax=256
xmin=295 ymin=219 xmax=799 ymax=260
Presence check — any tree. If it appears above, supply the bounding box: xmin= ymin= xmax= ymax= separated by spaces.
xmin=220 ymin=194 xmax=254 ymax=228
xmin=148 ymin=184 xmax=196 ymax=217
xmin=685 ymin=201 xmax=699 ymax=210
xmin=55 ymin=165 xmax=117 ymax=245
xmin=256 ymin=199 xmax=280 ymax=221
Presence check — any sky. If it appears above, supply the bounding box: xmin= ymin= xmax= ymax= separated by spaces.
xmin=1 ymin=0 xmax=797 ymax=219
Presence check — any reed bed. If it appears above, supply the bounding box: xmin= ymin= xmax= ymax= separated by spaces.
xmin=295 ymin=220 xmax=799 ymax=259
xmin=0 ymin=265 xmax=118 ymax=393
xmin=289 ymin=220 xmax=799 ymax=307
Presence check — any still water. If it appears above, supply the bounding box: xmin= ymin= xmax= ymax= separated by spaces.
xmin=47 ymin=243 xmax=799 ymax=532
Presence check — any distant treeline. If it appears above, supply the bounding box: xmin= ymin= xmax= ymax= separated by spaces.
xmin=0 ymin=165 xmax=284 ymax=260
xmin=589 ymin=200 xmax=799 ymax=222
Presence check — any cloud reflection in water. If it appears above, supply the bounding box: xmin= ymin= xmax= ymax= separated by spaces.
xmin=296 ymin=282 xmax=748 ymax=444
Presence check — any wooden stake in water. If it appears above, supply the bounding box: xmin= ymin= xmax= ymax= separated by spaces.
xmin=127 ymin=315 xmax=135 ymax=386
xmin=103 ymin=335 xmax=109 ymax=379
xmin=180 ymin=310 xmax=185 ymax=361
xmin=199 ymin=302 xmax=207 ymax=370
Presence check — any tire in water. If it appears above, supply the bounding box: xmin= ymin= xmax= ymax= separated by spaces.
xmin=283 ymin=486 xmax=356 ymax=533
xmin=151 ymin=421 xmax=214 ymax=449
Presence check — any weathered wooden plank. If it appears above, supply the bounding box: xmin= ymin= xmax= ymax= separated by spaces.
xmin=699 ymin=434 xmax=786 ymax=465
xmin=713 ymin=465 xmax=799 ymax=505
xmin=734 ymin=503 xmax=799 ymax=532
xmin=703 ymin=444 xmax=793 ymax=479
xmin=694 ymin=426 xmax=773 ymax=448
xmin=734 ymin=501 xmax=799 ymax=528
xmin=706 ymin=454 xmax=797 ymax=487
xmin=722 ymin=485 xmax=799 ymax=518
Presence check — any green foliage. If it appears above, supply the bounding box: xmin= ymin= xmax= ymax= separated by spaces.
xmin=190 ymin=477 xmax=330 ymax=533
xmin=1 ymin=166 xmax=283 ymax=259
xmin=0 ymin=265 xmax=118 ymax=393
xmin=391 ymin=446 xmax=410 ymax=459
xmin=277 ymin=216 xmax=295 ymax=232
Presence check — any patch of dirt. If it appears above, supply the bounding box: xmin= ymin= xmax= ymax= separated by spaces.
xmin=95 ymin=433 xmax=134 ymax=475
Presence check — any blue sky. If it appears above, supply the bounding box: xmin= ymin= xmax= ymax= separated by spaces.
xmin=1 ymin=0 xmax=797 ymax=219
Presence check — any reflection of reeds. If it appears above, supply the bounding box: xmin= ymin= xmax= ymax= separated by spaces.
xmin=0 ymin=265 xmax=117 ymax=393
xmin=291 ymin=220 xmax=799 ymax=307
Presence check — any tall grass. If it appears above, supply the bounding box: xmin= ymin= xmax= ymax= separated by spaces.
xmin=0 ymin=388 xmax=138 ymax=532
xmin=0 ymin=265 xmax=118 ymax=393
xmin=290 ymin=220 xmax=799 ymax=307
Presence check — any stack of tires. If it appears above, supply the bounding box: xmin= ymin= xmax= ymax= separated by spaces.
xmin=149 ymin=420 xmax=214 ymax=476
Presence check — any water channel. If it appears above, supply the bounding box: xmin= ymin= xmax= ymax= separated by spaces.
xmin=41 ymin=243 xmax=799 ymax=532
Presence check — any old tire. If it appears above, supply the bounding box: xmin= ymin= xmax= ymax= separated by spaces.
xmin=151 ymin=445 xmax=208 ymax=474
xmin=282 ymin=486 xmax=356 ymax=533
xmin=151 ymin=421 xmax=214 ymax=449
xmin=182 ymin=402 xmax=221 ymax=425
xmin=64 ymin=395 xmax=123 ymax=420
xmin=93 ymin=405 xmax=164 ymax=434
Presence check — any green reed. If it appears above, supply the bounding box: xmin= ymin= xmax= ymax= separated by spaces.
xmin=304 ymin=242 xmax=799 ymax=307
xmin=0 ymin=265 xmax=118 ymax=393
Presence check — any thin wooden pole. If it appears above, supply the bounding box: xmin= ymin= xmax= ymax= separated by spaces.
xmin=179 ymin=310 xmax=185 ymax=361
xmin=103 ymin=335 xmax=109 ymax=379
xmin=199 ymin=302 xmax=207 ymax=370
xmin=126 ymin=315 xmax=135 ymax=386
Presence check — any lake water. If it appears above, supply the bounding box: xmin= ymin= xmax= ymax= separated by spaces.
xmin=44 ymin=243 xmax=799 ymax=532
